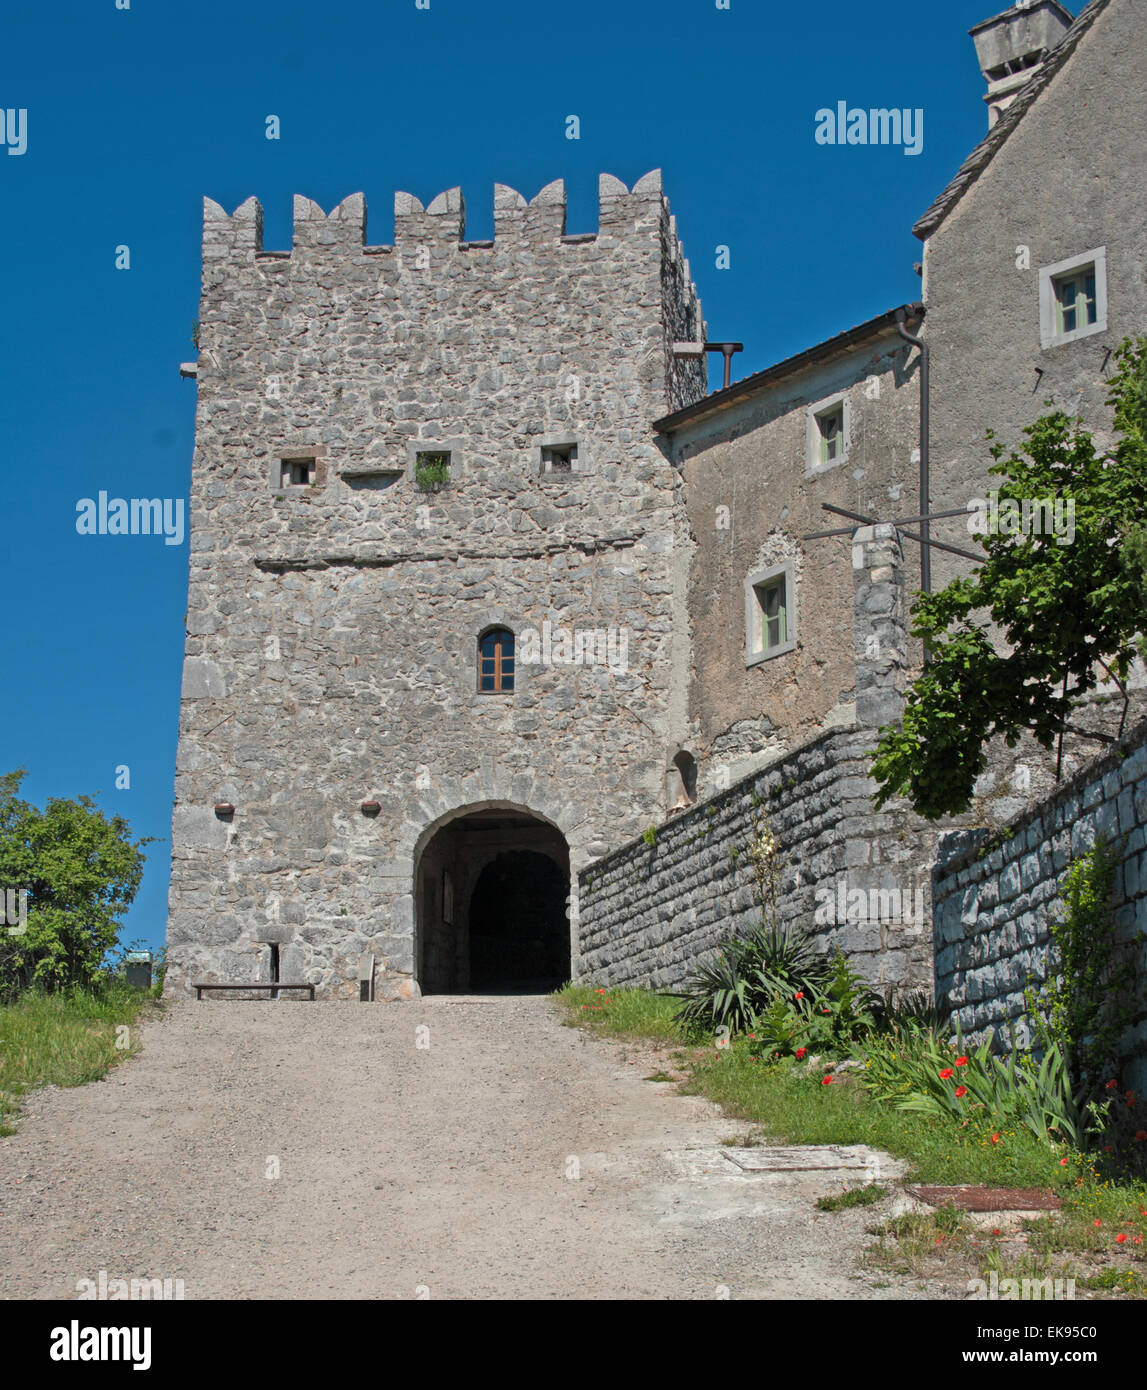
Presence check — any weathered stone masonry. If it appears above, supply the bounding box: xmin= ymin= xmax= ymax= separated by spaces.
xmin=166 ymin=173 xmax=708 ymax=1000
xmin=933 ymin=719 xmax=1147 ymax=1090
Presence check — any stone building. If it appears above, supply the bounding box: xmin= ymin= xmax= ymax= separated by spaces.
xmin=167 ymin=0 xmax=1146 ymax=1000
xmin=166 ymin=173 xmax=707 ymax=999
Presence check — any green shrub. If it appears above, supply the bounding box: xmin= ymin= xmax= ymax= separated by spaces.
xmin=0 ymin=770 xmax=151 ymax=998
xmin=1024 ymin=834 xmax=1139 ymax=1105
xmin=414 ymin=452 xmax=451 ymax=491
xmin=667 ymin=922 xmax=836 ymax=1037
xmin=752 ymin=950 xmax=880 ymax=1060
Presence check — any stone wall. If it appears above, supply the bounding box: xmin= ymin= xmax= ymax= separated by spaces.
xmin=933 ymin=720 xmax=1147 ymax=1088
xmin=166 ymin=172 xmax=708 ymax=1000
xmin=578 ymin=724 xmax=936 ymax=994
xmin=578 ymin=527 xmax=937 ymax=994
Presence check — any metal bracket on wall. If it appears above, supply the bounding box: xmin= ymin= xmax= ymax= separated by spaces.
xmin=802 ymin=502 xmax=983 ymax=564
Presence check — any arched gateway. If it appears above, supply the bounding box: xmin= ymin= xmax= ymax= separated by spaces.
xmin=414 ymin=805 xmax=571 ymax=993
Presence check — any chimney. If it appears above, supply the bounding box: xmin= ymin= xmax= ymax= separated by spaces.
xmin=970 ymin=1 xmax=1074 ymax=127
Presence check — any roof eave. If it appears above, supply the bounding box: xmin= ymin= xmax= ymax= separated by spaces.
xmin=652 ymin=304 xmax=924 ymax=437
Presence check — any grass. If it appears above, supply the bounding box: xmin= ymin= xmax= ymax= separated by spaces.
xmin=684 ymin=1045 xmax=1072 ymax=1187
xmin=816 ymin=1184 xmax=886 ymax=1212
xmin=555 ymin=983 xmax=1147 ymax=1298
xmin=0 ymin=981 xmax=160 ymax=1135
xmin=557 ymin=985 xmax=1080 ymax=1187
xmin=555 ymin=983 xmax=687 ymax=1043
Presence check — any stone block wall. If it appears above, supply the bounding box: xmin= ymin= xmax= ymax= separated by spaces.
xmin=577 ymin=725 xmax=936 ymax=993
xmin=933 ymin=720 xmax=1147 ymax=1087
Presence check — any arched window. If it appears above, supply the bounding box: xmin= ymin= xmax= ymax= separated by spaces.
xmin=673 ymin=750 xmax=698 ymax=803
xmin=478 ymin=628 xmax=515 ymax=693
xmin=667 ymin=750 xmax=697 ymax=813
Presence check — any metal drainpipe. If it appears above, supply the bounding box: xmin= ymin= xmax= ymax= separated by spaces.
xmin=895 ymin=304 xmax=931 ymax=599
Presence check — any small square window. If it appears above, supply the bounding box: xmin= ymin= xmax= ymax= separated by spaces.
xmin=1040 ymin=248 xmax=1107 ymax=349
xmin=542 ymin=443 xmax=576 ymax=474
xmin=745 ymin=563 xmax=796 ymax=665
xmin=415 ymin=451 xmax=452 ymax=491
xmin=281 ymin=457 xmax=315 ymax=488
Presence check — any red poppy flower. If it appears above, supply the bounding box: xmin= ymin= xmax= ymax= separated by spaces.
xmin=795 ymin=1047 xmax=807 ymax=1059
xmin=1134 ymin=1236 xmax=1144 ymax=1246
xmin=1060 ymin=1157 xmax=1069 ymax=1166
xmin=990 ymin=1133 xmax=1000 ymax=1144
xmin=821 ymin=1075 xmax=834 ymax=1086
xmin=939 ymin=1068 xmax=954 ymax=1080
xmin=1125 ymin=1092 xmax=1136 ymax=1107
xmin=793 ymin=992 xmax=804 ymax=1001
xmin=1134 ymin=1131 xmax=1147 ymax=1142
xmin=1106 ymin=1079 xmax=1119 ymax=1091
xmin=822 ymin=1008 xmax=831 ymax=1014
xmin=955 ymin=1056 xmax=969 ymax=1067
xmin=1116 ymin=1233 xmax=1128 ymax=1244
xmin=955 ymin=1086 xmax=967 ymax=1099
xmin=992 ymin=1229 xmax=1001 ymax=1236
xmin=1094 ymin=1220 xmax=1102 ymax=1227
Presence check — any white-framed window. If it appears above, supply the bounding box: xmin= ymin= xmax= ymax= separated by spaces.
xmin=745 ymin=561 xmax=796 ymax=666
xmin=1039 ymin=248 xmax=1108 ymax=349
xmin=805 ymin=393 xmax=851 ymax=477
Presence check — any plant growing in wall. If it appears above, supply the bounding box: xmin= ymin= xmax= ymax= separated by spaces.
xmin=871 ymin=337 xmax=1147 ymax=820
xmin=414 ymin=452 xmax=451 ymax=492
xmin=1023 ymin=834 xmax=1141 ymax=1105
xmin=642 ymin=825 xmax=658 ymax=847
xmin=746 ymin=811 xmax=781 ymax=934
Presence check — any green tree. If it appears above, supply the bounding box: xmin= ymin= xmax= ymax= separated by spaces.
xmin=872 ymin=338 xmax=1147 ymax=819
xmin=0 ymin=770 xmax=152 ymax=996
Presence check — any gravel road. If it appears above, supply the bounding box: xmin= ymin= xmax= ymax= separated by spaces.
xmin=0 ymin=996 xmax=931 ymax=1300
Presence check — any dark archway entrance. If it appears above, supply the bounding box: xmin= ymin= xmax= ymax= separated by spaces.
xmin=415 ymin=807 xmax=571 ymax=994
xmin=468 ymin=851 xmax=569 ymax=988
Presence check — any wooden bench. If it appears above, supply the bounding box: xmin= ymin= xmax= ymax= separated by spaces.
xmin=192 ymin=981 xmax=315 ymax=1001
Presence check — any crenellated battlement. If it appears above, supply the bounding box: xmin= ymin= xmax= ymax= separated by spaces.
xmin=202 ymin=170 xmax=690 ymax=261
xmin=196 ymin=168 xmax=705 ymax=420
xmin=199 ymin=170 xmax=705 ymax=410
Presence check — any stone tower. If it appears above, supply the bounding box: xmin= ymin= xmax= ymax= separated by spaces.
xmin=166 ymin=171 xmax=706 ymax=1000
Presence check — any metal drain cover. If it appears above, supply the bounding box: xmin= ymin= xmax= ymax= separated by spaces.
xmin=721 ymin=1146 xmax=872 ymax=1172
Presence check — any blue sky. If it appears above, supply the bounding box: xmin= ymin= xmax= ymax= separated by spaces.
xmin=0 ymin=0 xmax=1008 ymax=954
